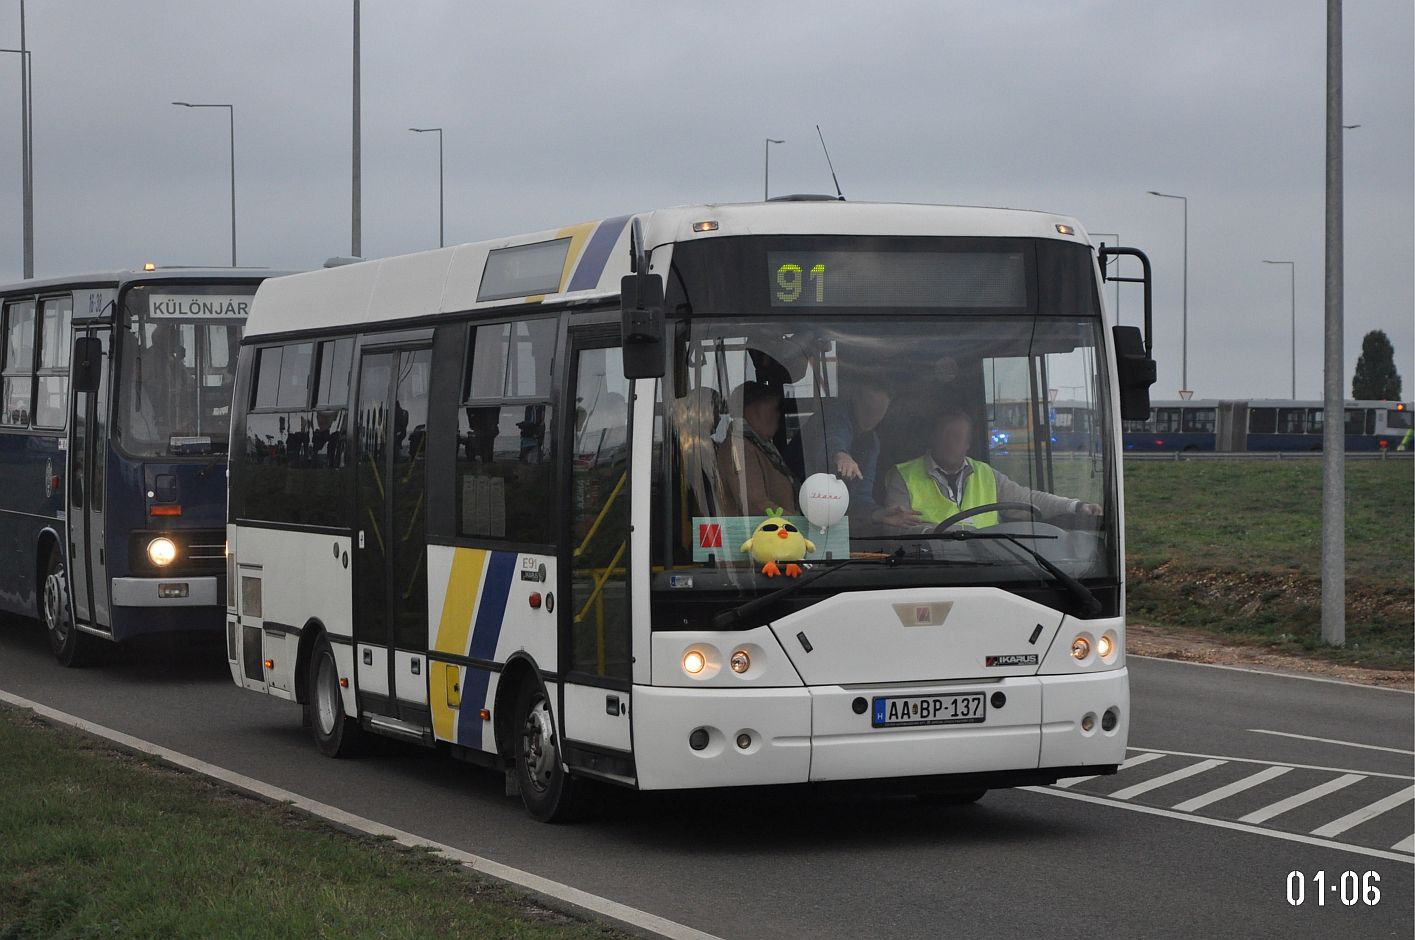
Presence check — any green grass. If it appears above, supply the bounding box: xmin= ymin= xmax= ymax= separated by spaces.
xmin=1123 ymin=458 xmax=1414 ymax=668
xmin=0 ymin=707 xmax=625 ymax=940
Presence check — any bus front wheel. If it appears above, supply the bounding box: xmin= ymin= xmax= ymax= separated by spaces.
xmin=43 ymin=549 xmax=93 ymax=668
xmin=512 ymin=681 xmax=581 ymax=822
xmin=308 ymin=634 xmax=364 ymax=758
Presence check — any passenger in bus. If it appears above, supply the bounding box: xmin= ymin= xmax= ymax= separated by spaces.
xmin=883 ymin=408 xmax=1102 ymax=530
xmin=717 ymin=381 xmax=799 ymax=517
xmin=798 ymin=370 xmax=894 ymax=517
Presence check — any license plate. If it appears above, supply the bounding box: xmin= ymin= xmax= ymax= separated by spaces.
xmin=872 ymin=693 xmax=986 ymax=728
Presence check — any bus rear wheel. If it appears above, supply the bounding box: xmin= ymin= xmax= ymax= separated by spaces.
xmin=512 ymin=681 xmax=581 ymax=822
xmin=43 ymin=549 xmax=93 ymax=668
xmin=307 ymin=634 xmax=363 ymax=758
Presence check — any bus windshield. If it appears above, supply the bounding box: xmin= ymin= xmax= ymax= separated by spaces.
xmin=117 ymin=286 xmax=251 ymax=457
xmin=654 ymin=312 xmax=1117 ymax=620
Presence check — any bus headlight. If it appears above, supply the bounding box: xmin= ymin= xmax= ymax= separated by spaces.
xmin=1070 ymin=635 xmax=1091 ymax=661
xmin=147 ymin=537 xmax=178 ymax=567
xmin=1097 ymin=633 xmax=1116 ymax=661
xmin=682 ymin=649 xmax=706 ymax=676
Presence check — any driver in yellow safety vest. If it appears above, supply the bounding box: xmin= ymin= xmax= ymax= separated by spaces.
xmin=880 ymin=408 xmax=1103 ymax=532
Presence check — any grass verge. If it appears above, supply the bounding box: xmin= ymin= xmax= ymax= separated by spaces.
xmin=0 ymin=706 xmax=625 ymax=940
xmin=1124 ymin=458 xmax=1413 ymax=669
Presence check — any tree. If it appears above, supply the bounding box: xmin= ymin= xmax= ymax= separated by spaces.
xmin=1351 ymin=330 xmax=1402 ymax=400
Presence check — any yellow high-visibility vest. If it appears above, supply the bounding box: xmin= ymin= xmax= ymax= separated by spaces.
xmin=896 ymin=456 xmax=999 ymax=527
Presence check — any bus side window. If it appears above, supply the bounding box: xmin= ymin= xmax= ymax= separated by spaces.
xmin=33 ymin=296 xmax=73 ymax=429
xmin=1249 ymin=408 xmax=1276 ymax=434
xmin=456 ymin=320 xmax=557 ymax=543
xmin=1 ymin=300 xmax=36 ymax=427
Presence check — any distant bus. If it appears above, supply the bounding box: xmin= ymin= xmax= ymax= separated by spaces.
xmin=1121 ymin=399 xmax=1412 ymax=452
xmin=0 ymin=268 xmax=285 ymax=665
xmin=226 ymin=201 xmax=1157 ymax=821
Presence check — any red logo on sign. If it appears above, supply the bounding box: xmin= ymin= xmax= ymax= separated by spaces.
xmin=698 ymin=523 xmax=723 ymax=548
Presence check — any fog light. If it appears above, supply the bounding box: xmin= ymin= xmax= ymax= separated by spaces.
xmin=157 ymin=582 xmax=188 ymax=599
xmin=1070 ymin=636 xmax=1090 ymax=660
xmin=1102 ymin=708 xmax=1118 ymax=732
xmin=1081 ymin=713 xmax=1096 ymax=732
xmin=736 ymin=733 xmax=751 ymax=750
xmin=730 ymin=649 xmax=750 ymax=674
xmin=689 ymin=728 xmax=710 ymax=751
xmin=147 ymin=537 xmax=177 ymax=567
xmin=682 ymin=650 xmax=706 ymax=676
xmin=1097 ymin=634 xmax=1114 ymax=659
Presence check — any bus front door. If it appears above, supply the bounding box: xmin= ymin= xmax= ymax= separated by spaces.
xmin=67 ymin=326 xmax=111 ymax=631
xmin=353 ymin=346 xmax=432 ymax=736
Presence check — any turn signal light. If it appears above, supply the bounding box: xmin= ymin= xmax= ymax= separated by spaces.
xmin=1070 ymin=636 xmax=1091 ymax=660
xmin=263 ymin=659 xmax=274 ymax=670
xmin=729 ymin=649 xmax=751 ymax=674
xmin=150 ymin=505 xmax=182 ymax=517
xmin=338 ymin=677 xmax=349 ymax=688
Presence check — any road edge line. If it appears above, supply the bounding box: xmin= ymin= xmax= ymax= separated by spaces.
xmin=1129 ymin=654 xmax=1414 ymax=694
xmin=1021 ymin=785 xmax=1414 ymax=865
xmin=0 ymin=689 xmax=722 ymax=940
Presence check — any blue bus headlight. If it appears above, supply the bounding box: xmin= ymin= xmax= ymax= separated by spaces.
xmin=147 ymin=537 xmax=178 ymax=567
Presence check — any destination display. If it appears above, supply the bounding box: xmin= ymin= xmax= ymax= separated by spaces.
xmin=147 ymin=294 xmax=253 ymax=319
xmin=767 ymin=249 xmax=1026 ymax=308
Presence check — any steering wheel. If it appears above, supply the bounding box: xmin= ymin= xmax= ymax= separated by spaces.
xmin=930 ymin=501 xmax=1041 ymax=535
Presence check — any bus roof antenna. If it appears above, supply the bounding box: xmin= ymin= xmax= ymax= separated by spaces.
xmin=816 ymin=125 xmax=845 ymax=201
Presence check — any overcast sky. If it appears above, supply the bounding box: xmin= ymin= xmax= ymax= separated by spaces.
xmin=0 ymin=1 xmax=1410 ymax=400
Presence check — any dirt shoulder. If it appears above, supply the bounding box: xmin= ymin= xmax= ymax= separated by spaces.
xmin=1127 ymin=622 xmax=1414 ymax=691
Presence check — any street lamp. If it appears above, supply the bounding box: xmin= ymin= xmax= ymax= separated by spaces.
xmin=764 ymin=138 xmax=784 ymax=201
xmin=1 ymin=46 xmax=32 ymax=278
xmin=1263 ymin=260 xmax=1296 ymax=398
xmin=172 ymin=101 xmax=237 ymax=266
xmin=409 ymin=127 xmax=444 ymax=248
xmin=1148 ymin=190 xmax=1188 ymax=395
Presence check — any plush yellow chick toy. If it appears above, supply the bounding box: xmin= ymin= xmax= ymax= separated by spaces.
xmin=739 ymin=508 xmax=816 ymax=577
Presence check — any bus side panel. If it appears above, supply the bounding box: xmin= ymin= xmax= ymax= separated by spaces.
xmin=231 ymin=525 xmax=353 ymax=702
xmin=425 ymin=545 xmax=557 ymax=751
xmin=0 ymin=431 xmax=63 ymax=617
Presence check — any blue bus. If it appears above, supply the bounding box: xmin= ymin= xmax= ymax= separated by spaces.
xmin=0 ymin=269 xmax=284 ymax=665
xmin=1121 ymin=398 xmax=1412 ymax=453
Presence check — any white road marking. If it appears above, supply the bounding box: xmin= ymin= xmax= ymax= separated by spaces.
xmin=1171 ymin=765 xmax=1294 ymax=812
xmin=1130 ymin=654 xmax=1413 ymax=694
xmin=1024 ymin=785 xmax=1413 ymax=865
xmin=1238 ymin=774 xmax=1365 ymax=825
xmin=1310 ymin=785 xmax=1415 ymax=839
xmin=1127 ymin=746 xmax=1413 ymax=781
xmin=1392 ymin=834 xmax=1414 ymax=854
xmin=0 ymin=690 xmax=722 ymax=940
xmin=1247 ymin=728 xmax=1415 ymax=756
xmin=1054 ymin=751 xmax=1163 ymax=788
xmin=1107 ymin=758 xmax=1226 ymax=801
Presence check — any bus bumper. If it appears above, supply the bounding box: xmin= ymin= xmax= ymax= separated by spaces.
xmin=111 ymin=576 xmax=220 ymax=608
xmin=630 ymin=668 xmax=1128 ymax=791
xmin=107 ymin=577 xmax=225 ymax=642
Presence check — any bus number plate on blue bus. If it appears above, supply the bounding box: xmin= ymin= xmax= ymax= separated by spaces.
xmin=872 ymin=693 xmax=985 ymax=728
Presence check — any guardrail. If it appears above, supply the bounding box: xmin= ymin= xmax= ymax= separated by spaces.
xmin=1123 ymin=450 xmax=1412 ymax=462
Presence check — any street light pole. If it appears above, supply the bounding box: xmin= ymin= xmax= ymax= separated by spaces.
xmin=409 ymin=127 xmax=444 ymax=248
xmin=1321 ymin=0 xmax=1345 ymax=647
xmin=1 ymin=45 xmax=32 ymax=278
xmin=764 ymin=138 xmax=784 ymax=201
xmin=1263 ymin=260 xmax=1296 ymax=398
xmin=172 ymin=102 xmax=237 ymax=266
xmin=1148 ymin=191 xmax=1188 ymax=394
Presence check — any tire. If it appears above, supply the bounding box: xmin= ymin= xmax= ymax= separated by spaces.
xmin=307 ymin=634 xmax=364 ymax=757
xmin=512 ymin=680 xmax=581 ymax=822
xmin=43 ymin=548 xmax=94 ymax=668
xmin=916 ymin=789 xmax=987 ymax=806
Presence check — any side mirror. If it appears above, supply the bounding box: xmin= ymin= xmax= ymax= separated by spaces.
xmin=72 ymin=336 xmax=102 ymax=394
xmin=1112 ymin=325 xmax=1156 ymax=421
xmin=621 ymin=273 xmax=666 ymax=379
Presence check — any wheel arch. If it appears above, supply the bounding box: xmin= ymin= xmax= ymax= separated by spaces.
xmin=493 ymin=653 xmax=545 ymax=760
xmin=294 ymin=617 xmax=329 ymax=705
xmin=34 ymin=526 xmax=66 ymax=614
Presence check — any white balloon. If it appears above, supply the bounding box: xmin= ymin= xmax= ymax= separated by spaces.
xmin=799 ymin=472 xmax=849 ymax=532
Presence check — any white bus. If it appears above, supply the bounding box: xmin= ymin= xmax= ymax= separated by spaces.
xmin=227 ymin=201 xmax=1157 ymax=820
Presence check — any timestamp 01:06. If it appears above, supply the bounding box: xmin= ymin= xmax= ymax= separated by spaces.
xmin=1286 ymin=871 xmax=1380 ymax=906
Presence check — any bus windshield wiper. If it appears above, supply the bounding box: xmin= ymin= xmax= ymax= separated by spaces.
xmin=711 ymin=550 xmax=965 ymax=629
xmin=852 ymin=530 xmax=1100 ymax=617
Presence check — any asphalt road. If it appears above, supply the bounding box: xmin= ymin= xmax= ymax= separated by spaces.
xmin=1 ymin=619 xmax=1411 ymax=939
